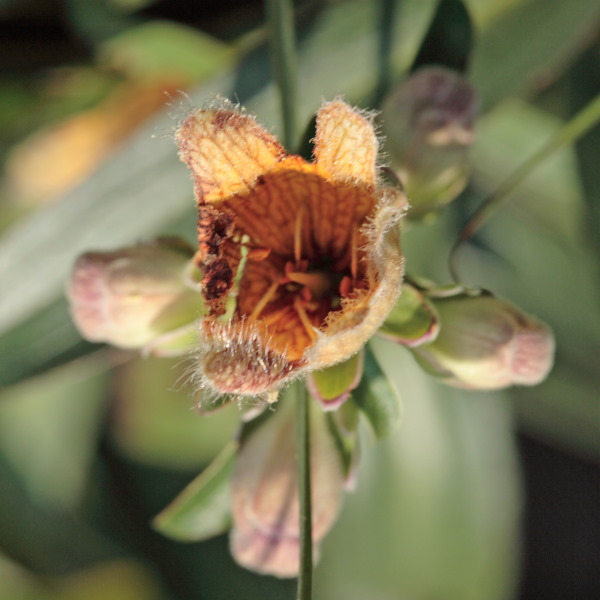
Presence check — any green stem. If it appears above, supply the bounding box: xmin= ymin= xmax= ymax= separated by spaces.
xmin=450 ymin=92 xmax=600 ymax=281
xmin=265 ymin=0 xmax=298 ymax=150
xmin=295 ymin=382 xmax=313 ymax=600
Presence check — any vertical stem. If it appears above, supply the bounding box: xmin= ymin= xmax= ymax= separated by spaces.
xmin=265 ymin=0 xmax=298 ymax=150
xmin=296 ymin=382 xmax=313 ymax=600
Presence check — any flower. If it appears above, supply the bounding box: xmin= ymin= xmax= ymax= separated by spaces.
xmin=67 ymin=238 xmax=203 ymax=350
xmin=411 ymin=293 xmax=555 ymax=389
xmin=177 ymin=99 xmax=407 ymax=400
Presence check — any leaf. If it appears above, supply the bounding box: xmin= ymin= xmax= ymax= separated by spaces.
xmin=469 ymin=0 xmax=600 ymax=111
xmin=351 ymin=342 xmax=402 ymax=438
xmin=152 ymin=441 xmax=236 ymax=542
xmin=0 ymin=354 xmax=109 ymax=510
xmin=99 ymin=21 xmax=233 ymax=83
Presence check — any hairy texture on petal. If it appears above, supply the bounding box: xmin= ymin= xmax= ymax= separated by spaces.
xmin=230 ymin=399 xmax=344 ymax=577
xmin=176 ymin=107 xmax=285 ymax=204
xmin=194 ymin=319 xmax=305 ymax=397
xmin=307 ymin=188 xmax=408 ymax=367
xmin=313 ymin=100 xmax=378 ymax=185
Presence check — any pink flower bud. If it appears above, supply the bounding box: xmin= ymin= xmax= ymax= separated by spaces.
xmin=381 ymin=67 xmax=477 ymax=215
xmin=230 ymin=398 xmax=344 ymax=577
xmin=412 ymin=294 xmax=555 ymax=390
xmin=67 ymin=239 xmax=202 ymax=349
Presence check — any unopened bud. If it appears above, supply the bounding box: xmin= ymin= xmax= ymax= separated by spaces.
xmin=412 ymin=294 xmax=555 ymax=390
xmin=67 ymin=238 xmax=203 ymax=349
xmin=381 ymin=66 xmax=477 ymax=216
xmin=230 ymin=397 xmax=344 ymax=577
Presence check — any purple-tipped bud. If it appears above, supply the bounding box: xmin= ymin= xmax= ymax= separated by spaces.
xmin=67 ymin=238 xmax=202 ymax=350
xmin=381 ymin=66 xmax=477 ymax=216
xmin=230 ymin=398 xmax=344 ymax=577
xmin=412 ymin=294 xmax=555 ymax=390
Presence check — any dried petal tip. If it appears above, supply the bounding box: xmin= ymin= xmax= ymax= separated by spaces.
xmin=67 ymin=239 xmax=202 ymax=350
xmin=382 ymin=67 xmax=477 ymax=215
xmin=230 ymin=397 xmax=344 ymax=577
xmin=412 ymin=294 xmax=555 ymax=390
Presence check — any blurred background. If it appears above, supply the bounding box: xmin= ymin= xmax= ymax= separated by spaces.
xmin=0 ymin=0 xmax=599 ymax=599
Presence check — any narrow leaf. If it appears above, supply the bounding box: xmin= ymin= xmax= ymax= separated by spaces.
xmin=152 ymin=441 xmax=236 ymax=542
xmin=351 ymin=343 xmax=402 ymax=438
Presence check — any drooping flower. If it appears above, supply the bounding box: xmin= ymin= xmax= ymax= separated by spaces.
xmin=176 ymin=99 xmax=407 ymax=401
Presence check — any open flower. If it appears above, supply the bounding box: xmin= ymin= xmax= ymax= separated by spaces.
xmin=177 ymin=100 xmax=407 ymax=400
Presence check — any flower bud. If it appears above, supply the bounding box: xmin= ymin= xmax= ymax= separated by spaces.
xmin=230 ymin=397 xmax=344 ymax=577
xmin=381 ymin=66 xmax=477 ymax=216
xmin=67 ymin=238 xmax=203 ymax=350
xmin=412 ymin=294 xmax=555 ymax=390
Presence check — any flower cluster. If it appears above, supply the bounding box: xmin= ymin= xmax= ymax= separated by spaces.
xmin=67 ymin=72 xmax=555 ymax=577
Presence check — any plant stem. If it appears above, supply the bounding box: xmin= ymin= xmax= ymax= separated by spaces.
xmin=296 ymin=382 xmax=313 ymax=600
xmin=450 ymin=92 xmax=600 ymax=281
xmin=265 ymin=0 xmax=298 ymax=150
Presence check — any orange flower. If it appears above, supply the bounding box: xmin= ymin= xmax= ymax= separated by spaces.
xmin=177 ymin=100 xmax=407 ymax=399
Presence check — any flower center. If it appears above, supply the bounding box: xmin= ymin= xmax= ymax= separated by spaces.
xmin=246 ymin=208 xmax=359 ymax=345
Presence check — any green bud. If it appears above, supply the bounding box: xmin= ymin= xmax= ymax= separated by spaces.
xmin=412 ymin=294 xmax=555 ymax=390
xmin=67 ymin=238 xmax=203 ymax=351
xmin=381 ymin=67 xmax=477 ymax=217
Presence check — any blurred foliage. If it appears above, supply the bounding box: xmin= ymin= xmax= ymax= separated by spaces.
xmin=0 ymin=0 xmax=598 ymax=599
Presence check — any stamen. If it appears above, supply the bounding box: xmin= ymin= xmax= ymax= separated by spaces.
xmin=351 ymin=225 xmax=358 ymax=283
xmin=339 ymin=275 xmax=352 ymax=297
xmin=294 ymin=297 xmax=318 ymax=343
xmin=294 ymin=206 xmax=305 ymax=266
xmin=248 ymin=280 xmax=280 ymax=321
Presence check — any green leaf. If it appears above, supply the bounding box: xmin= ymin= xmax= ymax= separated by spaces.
xmin=100 ymin=21 xmax=234 ymax=83
xmin=469 ymin=0 xmax=600 ymax=111
xmin=351 ymin=343 xmax=402 ymax=438
xmin=378 ymin=283 xmax=439 ymax=346
xmin=0 ymin=354 xmax=109 ymax=510
xmin=152 ymin=441 xmax=236 ymax=542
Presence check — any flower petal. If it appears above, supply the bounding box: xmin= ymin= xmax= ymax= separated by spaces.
xmin=307 ymin=188 xmax=408 ymax=368
xmin=176 ymin=106 xmax=285 ymax=203
xmin=313 ymin=100 xmax=378 ymax=185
